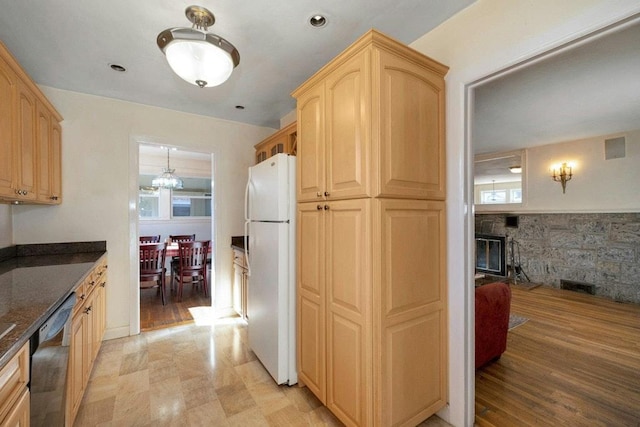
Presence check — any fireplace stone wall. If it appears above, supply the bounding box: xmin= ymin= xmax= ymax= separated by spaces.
xmin=475 ymin=213 xmax=640 ymax=304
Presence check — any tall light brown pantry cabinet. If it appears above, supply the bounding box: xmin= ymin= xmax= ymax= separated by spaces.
xmin=292 ymin=30 xmax=448 ymax=427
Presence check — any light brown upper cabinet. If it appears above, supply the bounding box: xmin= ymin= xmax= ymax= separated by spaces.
xmin=293 ymin=30 xmax=448 ymax=427
xmin=293 ymin=30 xmax=447 ymax=204
xmin=0 ymin=40 xmax=63 ymax=205
xmin=254 ymin=121 xmax=297 ymax=164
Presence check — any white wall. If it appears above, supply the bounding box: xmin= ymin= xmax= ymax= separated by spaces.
xmin=525 ymin=130 xmax=640 ymax=212
xmin=12 ymin=87 xmax=274 ymax=339
xmin=411 ymin=1 xmax=640 ymax=425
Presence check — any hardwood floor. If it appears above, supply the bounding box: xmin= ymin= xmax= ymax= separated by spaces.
xmin=140 ymin=276 xmax=211 ymax=331
xmin=475 ymin=284 xmax=640 ymax=426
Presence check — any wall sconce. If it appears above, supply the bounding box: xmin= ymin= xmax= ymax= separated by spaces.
xmin=551 ymin=162 xmax=573 ymax=193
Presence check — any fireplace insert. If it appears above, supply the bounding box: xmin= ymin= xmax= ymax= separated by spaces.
xmin=475 ymin=234 xmax=506 ymax=277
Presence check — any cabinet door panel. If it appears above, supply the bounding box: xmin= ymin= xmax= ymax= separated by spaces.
xmin=325 ymin=53 xmax=371 ymax=200
xmin=16 ymin=80 xmax=36 ymax=200
xmin=67 ymin=313 xmax=85 ymax=422
xmin=377 ymin=50 xmax=446 ymax=200
xmin=50 ymin=121 xmax=62 ymax=203
xmin=297 ymin=203 xmax=326 ymax=402
xmin=36 ymin=102 xmax=51 ymax=202
xmin=2 ymin=388 xmax=29 ymax=427
xmin=328 ymin=312 xmax=363 ymax=425
xmin=326 ymin=199 xmax=371 ymax=426
xmin=377 ymin=199 xmax=447 ymax=425
xmin=297 ymin=85 xmax=325 ymax=202
xmin=0 ymin=60 xmax=16 ymax=198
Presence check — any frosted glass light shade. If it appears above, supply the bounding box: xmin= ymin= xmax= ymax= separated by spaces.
xmin=157 ymin=27 xmax=240 ymax=88
xmin=165 ymin=40 xmax=234 ymax=87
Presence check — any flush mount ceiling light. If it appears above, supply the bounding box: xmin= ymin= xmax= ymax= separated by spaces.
xmin=509 ymin=165 xmax=522 ymax=174
xmin=152 ymin=148 xmax=184 ymax=189
xmin=157 ymin=5 xmax=240 ymax=88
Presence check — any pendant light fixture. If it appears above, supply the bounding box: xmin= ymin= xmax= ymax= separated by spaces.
xmin=157 ymin=5 xmax=240 ymax=88
xmin=152 ymin=148 xmax=184 ymax=189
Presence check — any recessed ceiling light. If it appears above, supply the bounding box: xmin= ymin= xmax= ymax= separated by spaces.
xmin=235 ymin=105 xmax=245 ymax=110
xmin=109 ymin=63 xmax=126 ymax=72
xmin=309 ymin=14 xmax=327 ymax=28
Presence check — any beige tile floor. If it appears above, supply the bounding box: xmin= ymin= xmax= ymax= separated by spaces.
xmin=75 ymin=317 xmax=451 ymax=426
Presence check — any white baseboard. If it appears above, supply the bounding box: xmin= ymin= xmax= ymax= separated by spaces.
xmin=103 ymin=326 xmax=131 ymax=340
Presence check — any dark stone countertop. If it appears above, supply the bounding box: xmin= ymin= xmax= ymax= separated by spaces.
xmin=231 ymin=235 xmax=248 ymax=252
xmin=0 ymin=242 xmax=107 ymax=369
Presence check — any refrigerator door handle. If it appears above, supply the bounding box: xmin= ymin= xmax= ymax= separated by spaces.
xmin=244 ymin=222 xmax=251 ymax=277
xmin=244 ymin=167 xmax=252 ymax=276
xmin=244 ymin=167 xmax=252 ymax=222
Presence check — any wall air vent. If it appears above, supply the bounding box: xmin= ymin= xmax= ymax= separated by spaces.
xmin=604 ymin=136 xmax=625 ymax=160
xmin=561 ymin=279 xmax=596 ymax=295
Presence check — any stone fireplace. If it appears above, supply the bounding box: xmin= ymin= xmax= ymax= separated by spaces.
xmin=475 ymin=213 xmax=640 ymax=303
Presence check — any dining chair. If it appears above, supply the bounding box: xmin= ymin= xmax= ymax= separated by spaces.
xmin=169 ymin=234 xmax=196 ymax=243
xmin=140 ymin=242 xmax=168 ymax=305
xmin=173 ymin=240 xmax=210 ymax=301
xmin=169 ymin=234 xmax=196 ymax=283
xmin=140 ymin=235 xmax=161 ymax=243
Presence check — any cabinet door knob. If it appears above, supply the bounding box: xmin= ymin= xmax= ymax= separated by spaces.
xmin=317 ymin=205 xmax=323 ymax=210
xmin=316 ymin=192 xmax=322 ymax=198
xmin=324 ymin=205 xmax=330 ymax=210
xmin=324 ymin=191 xmax=330 ymax=197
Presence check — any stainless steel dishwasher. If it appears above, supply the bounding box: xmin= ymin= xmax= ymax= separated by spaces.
xmin=29 ymin=292 xmax=76 ymax=427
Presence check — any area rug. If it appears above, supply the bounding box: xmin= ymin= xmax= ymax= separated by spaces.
xmin=508 ymin=313 xmax=529 ymax=330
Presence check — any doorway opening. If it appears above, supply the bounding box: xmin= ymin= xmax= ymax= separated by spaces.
xmin=137 ymin=142 xmax=215 ymax=331
xmin=467 ymin=13 xmax=640 ymax=424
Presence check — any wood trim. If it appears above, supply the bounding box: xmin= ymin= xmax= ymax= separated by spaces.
xmin=292 ymin=29 xmax=449 ymax=100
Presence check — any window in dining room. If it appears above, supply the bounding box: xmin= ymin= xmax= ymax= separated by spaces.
xmin=138 ymin=176 xmax=211 ymax=219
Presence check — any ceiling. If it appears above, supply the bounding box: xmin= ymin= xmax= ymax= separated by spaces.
xmin=473 ymin=18 xmax=640 ymax=155
xmin=0 ymin=0 xmax=474 ymax=129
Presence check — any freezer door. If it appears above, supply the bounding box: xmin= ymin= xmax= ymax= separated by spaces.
xmin=247 ymin=221 xmax=296 ymax=385
xmin=248 ymin=153 xmax=293 ymax=222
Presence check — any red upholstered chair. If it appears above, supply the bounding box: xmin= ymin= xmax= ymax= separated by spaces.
xmin=475 ymin=282 xmax=511 ymax=369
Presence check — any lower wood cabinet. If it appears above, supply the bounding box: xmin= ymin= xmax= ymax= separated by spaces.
xmin=232 ymin=249 xmax=248 ymax=320
xmin=67 ymin=257 xmax=107 ymax=425
xmin=0 ymin=342 xmax=30 ymax=427
xmin=297 ymin=199 xmax=447 ymax=426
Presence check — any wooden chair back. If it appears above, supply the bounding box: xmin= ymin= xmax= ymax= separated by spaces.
xmin=173 ymin=240 xmax=210 ymax=300
xmin=177 ymin=240 xmax=209 ymax=273
xmin=170 ymin=234 xmax=196 ymax=243
xmin=140 ymin=235 xmax=161 ymax=243
xmin=140 ymin=243 xmax=167 ymax=279
xmin=140 ymin=242 xmax=168 ymax=305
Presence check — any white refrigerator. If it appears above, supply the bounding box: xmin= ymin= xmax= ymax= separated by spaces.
xmin=244 ymin=153 xmax=297 ymax=385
